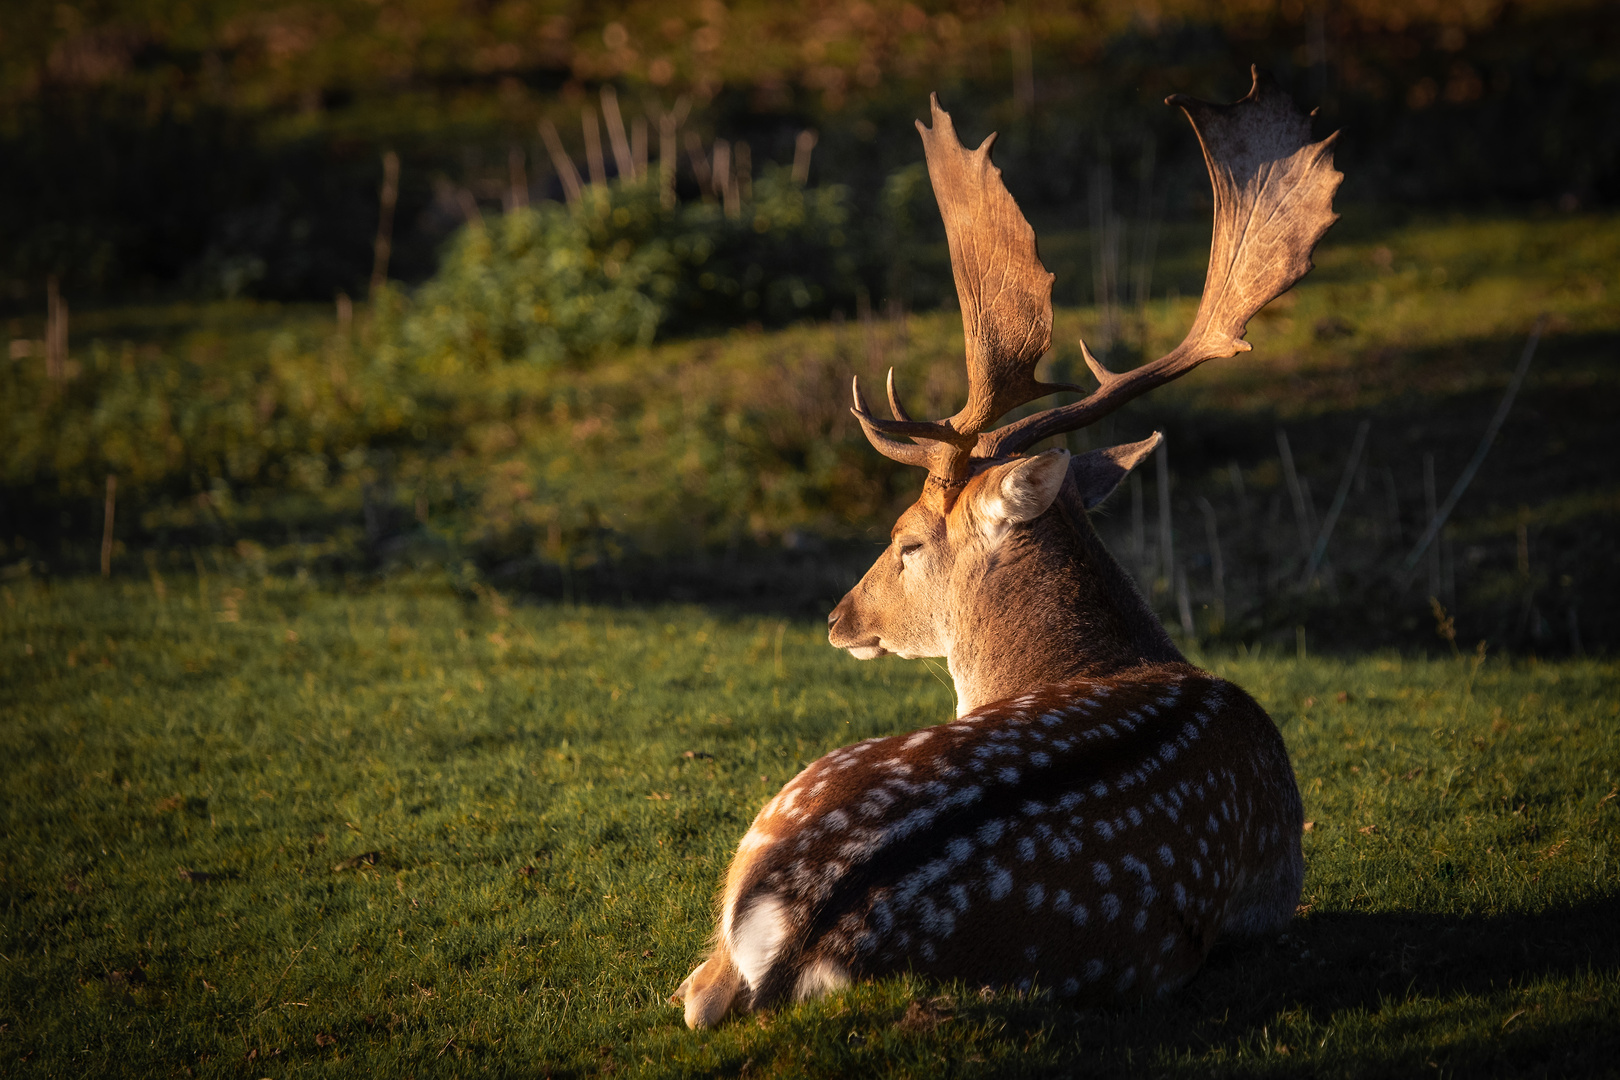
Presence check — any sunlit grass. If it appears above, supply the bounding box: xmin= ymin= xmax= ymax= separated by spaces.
xmin=3 ymin=574 xmax=1615 ymax=1076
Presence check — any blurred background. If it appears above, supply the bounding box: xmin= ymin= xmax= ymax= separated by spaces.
xmin=2 ymin=0 xmax=1616 ymax=654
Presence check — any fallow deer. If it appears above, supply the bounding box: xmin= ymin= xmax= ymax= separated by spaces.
xmin=674 ymin=68 xmax=1341 ymax=1027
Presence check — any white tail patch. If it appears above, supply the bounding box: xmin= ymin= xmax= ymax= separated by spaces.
xmin=793 ymin=957 xmax=851 ymax=1002
xmin=729 ymin=894 xmax=791 ymax=990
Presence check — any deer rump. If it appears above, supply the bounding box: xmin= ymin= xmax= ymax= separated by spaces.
xmin=682 ymin=669 xmax=1301 ymax=1022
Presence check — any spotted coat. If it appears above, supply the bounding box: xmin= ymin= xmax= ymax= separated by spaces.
xmin=717 ymin=664 xmax=1302 ymax=1008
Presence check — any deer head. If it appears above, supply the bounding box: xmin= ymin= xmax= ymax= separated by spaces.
xmin=829 ymin=69 xmax=1341 ymax=712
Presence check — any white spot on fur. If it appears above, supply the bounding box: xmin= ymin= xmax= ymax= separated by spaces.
xmin=1158 ymin=844 xmax=1175 ymax=867
xmin=793 ymin=957 xmax=851 ymax=1001
xmin=978 ymin=819 xmax=1005 ymax=845
xmin=1133 ymin=909 xmax=1148 ymax=931
xmin=1092 ymin=861 xmax=1112 ymax=884
xmin=1117 ymin=966 xmax=1137 ymax=991
xmin=1025 ymin=883 xmax=1045 ymax=910
xmin=730 ymin=895 xmax=790 ymax=990
xmin=1017 ymin=837 xmax=1037 ymax=861
xmin=903 ymin=729 xmax=935 ymax=749
xmin=1101 ymin=893 xmax=1121 ymax=921
xmin=1084 ymin=959 xmax=1104 ymax=981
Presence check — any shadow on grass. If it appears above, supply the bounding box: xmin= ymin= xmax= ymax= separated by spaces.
xmin=964 ymin=895 xmax=1620 ymax=1077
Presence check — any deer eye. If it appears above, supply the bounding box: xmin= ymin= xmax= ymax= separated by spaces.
xmin=898 ymin=541 xmax=923 ymax=558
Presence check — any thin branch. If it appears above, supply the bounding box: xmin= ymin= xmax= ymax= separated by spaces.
xmin=1401 ymin=316 xmax=1546 ymax=576
xmin=538 ymin=120 xmax=582 ymax=206
xmin=1301 ymin=418 xmax=1369 ymax=587
xmin=1276 ymin=428 xmax=1312 ymax=557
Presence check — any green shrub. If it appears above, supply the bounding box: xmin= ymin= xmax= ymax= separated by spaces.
xmin=388 ymin=167 xmax=860 ymax=375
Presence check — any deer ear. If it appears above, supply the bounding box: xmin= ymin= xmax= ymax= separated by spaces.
xmin=1069 ymin=433 xmax=1162 ymax=510
xmin=978 ymin=449 xmax=1071 ymax=537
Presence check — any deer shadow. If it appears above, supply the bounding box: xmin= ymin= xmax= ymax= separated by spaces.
xmin=966 ymin=894 xmax=1620 ymax=1077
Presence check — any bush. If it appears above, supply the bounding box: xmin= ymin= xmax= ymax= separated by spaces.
xmin=388 ymin=167 xmax=861 ymax=375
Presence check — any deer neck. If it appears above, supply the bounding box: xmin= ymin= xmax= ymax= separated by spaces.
xmin=944 ymin=485 xmax=1183 ymax=716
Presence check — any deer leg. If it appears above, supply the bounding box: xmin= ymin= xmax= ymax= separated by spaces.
xmin=1220 ymin=843 xmax=1304 ymax=937
xmin=672 ymin=942 xmax=747 ymax=1029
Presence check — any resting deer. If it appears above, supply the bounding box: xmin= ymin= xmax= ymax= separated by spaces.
xmin=673 ymin=68 xmax=1340 ymax=1027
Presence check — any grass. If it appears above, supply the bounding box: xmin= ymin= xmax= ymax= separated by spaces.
xmin=3 ymin=572 xmax=1617 ymax=1077
xmin=6 ymin=208 xmax=1617 ymax=654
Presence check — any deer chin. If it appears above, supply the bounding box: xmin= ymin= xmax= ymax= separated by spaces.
xmin=843 ymin=643 xmax=888 ymax=660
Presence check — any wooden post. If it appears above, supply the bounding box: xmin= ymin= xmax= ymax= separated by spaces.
xmin=631 ymin=115 xmax=648 ymax=181
xmin=1276 ymin=428 xmax=1313 ymax=558
xmin=685 ymin=131 xmax=714 ymax=198
xmin=507 ymin=145 xmax=529 ymax=211
xmin=101 ymin=474 xmax=117 ymax=578
xmin=601 ymin=86 xmax=634 ymax=181
xmin=659 ymin=113 xmax=678 ymax=206
xmin=1155 ymin=437 xmax=1173 ymax=592
xmin=656 ymin=96 xmax=689 ymax=208
xmin=1423 ymin=451 xmax=1440 ymax=599
xmin=1175 ymin=566 xmax=1194 ymax=639
xmin=540 ymin=119 xmax=584 ymax=206
xmin=370 ymin=150 xmax=400 ymax=299
xmin=1228 ymin=461 xmax=1251 ymax=535
xmin=1301 ymin=418 xmax=1369 ymax=587
xmin=792 ymin=130 xmax=817 ymax=185
xmin=1129 ymin=470 xmax=1145 ymax=581
xmin=45 ymin=275 xmax=67 ymax=380
xmin=1197 ymin=496 xmax=1224 ymax=633
xmin=712 ymin=139 xmax=737 ymax=217
xmin=582 ymin=106 xmax=606 ymax=187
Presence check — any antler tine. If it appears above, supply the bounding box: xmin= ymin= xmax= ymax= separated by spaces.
xmin=850 ymin=376 xmax=947 ymax=471
xmin=1078 ymin=338 xmax=1116 ymax=387
xmin=848 ymin=96 xmax=1080 ymax=489
xmin=979 ymin=68 xmax=1341 ymax=460
xmin=885 ymin=368 xmax=912 ymax=422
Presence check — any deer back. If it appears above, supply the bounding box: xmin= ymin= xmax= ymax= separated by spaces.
xmin=714 ymin=668 xmax=1301 ymax=1011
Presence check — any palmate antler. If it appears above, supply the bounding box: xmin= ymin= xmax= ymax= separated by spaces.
xmin=853 ymin=68 xmax=1342 ymax=500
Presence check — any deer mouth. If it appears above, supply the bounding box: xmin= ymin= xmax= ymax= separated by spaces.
xmin=829 ymin=625 xmax=888 ymax=658
xmin=828 ymin=621 xmax=888 ymax=659
xmin=843 ymin=642 xmax=888 ymax=660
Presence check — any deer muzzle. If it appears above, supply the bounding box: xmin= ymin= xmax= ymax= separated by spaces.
xmin=827 ymin=594 xmax=887 ymax=658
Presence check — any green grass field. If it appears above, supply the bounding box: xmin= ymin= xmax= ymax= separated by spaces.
xmin=3 ymin=572 xmax=1616 ymax=1077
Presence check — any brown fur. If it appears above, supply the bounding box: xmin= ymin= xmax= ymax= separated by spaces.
xmin=675 ymin=451 xmax=1304 ymax=1026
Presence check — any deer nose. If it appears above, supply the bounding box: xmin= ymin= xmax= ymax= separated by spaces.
xmin=827 ymin=596 xmax=851 ymax=638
